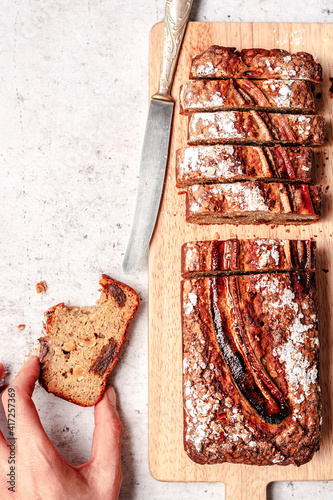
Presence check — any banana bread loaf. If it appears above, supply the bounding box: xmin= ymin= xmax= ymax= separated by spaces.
xmin=182 ymin=271 xmax=321 ymax=465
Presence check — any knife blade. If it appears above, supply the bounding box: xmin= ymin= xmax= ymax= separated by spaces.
xmin=122 ymin=0 xmax=193 ymax=274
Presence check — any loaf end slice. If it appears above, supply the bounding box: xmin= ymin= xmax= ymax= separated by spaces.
xmin=38 ymin=275 xmax=139 ymax=406
xmin=189 ymin=46 xmax=323 ymax=83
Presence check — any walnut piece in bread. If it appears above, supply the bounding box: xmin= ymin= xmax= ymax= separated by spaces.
xmin=38 ymin=275 xmax=139 ymax=406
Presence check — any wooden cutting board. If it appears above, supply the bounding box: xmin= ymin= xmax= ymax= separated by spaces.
xmin=148 ymin=22 xmax=333 ymax=499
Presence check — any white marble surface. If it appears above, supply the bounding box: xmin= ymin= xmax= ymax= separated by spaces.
xmin=0 ymin=1 xmax=332 ymax=499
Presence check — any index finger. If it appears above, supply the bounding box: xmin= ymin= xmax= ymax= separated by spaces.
xmin=1 ymin=356 xmax=44 ymax=440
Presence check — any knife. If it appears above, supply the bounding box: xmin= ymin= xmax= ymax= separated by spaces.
xmin=122 ymin=0 xmax=193 ymax=274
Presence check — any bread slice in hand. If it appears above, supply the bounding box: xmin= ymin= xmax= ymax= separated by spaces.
xmin=38 ymin=274 xmax=139 ymax=406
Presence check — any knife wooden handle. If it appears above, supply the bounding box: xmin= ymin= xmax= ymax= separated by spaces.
xmin=152 ymin=0 xmax=193 ymax=103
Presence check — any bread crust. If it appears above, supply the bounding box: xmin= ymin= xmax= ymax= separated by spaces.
xmin=181 ymin=239 xmax=317 ymax=277
xmin=39 ymin=275 xmax=139 ymax=407
xmin=188 ymin=111 xmax=325 ymax=146
xmin=186 ymin=182 xmax=321 ymax=225
xmin=182 ymin=273 xmax=321 ymax=465
xmin=189 ymin=46 xmax=323 ymax=83
xmin=176 ymin=145 xmax=313 ymax=187
xmin=180 ymin=79 xmax=316 ymax=115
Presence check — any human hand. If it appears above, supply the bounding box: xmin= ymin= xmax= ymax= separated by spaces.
xmin=0 ymin=356 xmax=123 ymax=500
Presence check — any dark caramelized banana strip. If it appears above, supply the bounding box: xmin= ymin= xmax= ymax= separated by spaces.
xmin=210 ymin=276 xmax=289 ymax=424
xmin=207 ymin=238 xmax=316 ymax=274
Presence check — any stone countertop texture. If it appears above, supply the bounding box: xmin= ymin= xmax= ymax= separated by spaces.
xmin=0 ymin=1 xmax=332 ymax=498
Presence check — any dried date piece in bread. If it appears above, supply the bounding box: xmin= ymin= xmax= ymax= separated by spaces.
xmin=181 ymin=239 xmax=317 ymax=277
xmin=176 ymin=145 xmax=313 ymax=187
xmin=186 ymin=182 xmax=321 ymax=225
xmin=189 ymin=46 xmax=322 ymax=83
xmin=182 ymin=273 xmax=321 ymax=465
xmin=179 ymin=79 xmax=316 ymax=115
xmin=38 ymin=275 xmax=139 ymax=406
xmin=188 ymin=111 xmax=325 ymax=146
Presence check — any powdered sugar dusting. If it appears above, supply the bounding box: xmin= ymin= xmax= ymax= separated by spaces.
xmin=183 ymin=344 xmax=255 ymax=453
xmin=184 ymin=380 xmax=221 ymax=452
xmin=271 ymin=81 xmax=293 ymax=107
xmin=180 ymin=145 xmax=244 ymax=180
xmin=189 ymin=111 xmax=245 ymax=141
xmin=181 ymin=82 xmax=226 ymax=111
xmin=294 ymin=115 xmax=312 ymax=135
xmin=255 ymin=275 xmax=318 ymax=402
xmin=196 ymin=61 xmax=217 ymax=77
xmin=254 ymin=239 xmax=283 ymax=268
xmin=184 ymin=291 xmax=198 ymax=315
xmin=184 ymin=245 xmax=199 ymax=271
xmin=208 ymin=183 xmax=270 ymax=211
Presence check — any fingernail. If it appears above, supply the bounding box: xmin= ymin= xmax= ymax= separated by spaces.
xmin=25 ymin=355 xmax=39 ymax=365
xmin=107 ymin=386 xmax=117 ymax=408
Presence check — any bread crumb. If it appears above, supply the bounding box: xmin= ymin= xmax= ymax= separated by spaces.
xmin=213 ymin=232 xmax=220 ymax=240
xmin=36 ymin=281 xmax=47 ymax=294
xmin=17 ymin=324 xmax=26 ymax=331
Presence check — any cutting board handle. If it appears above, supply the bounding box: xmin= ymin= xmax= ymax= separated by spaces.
xmin=225 ymin=479 xmax=268 ymax=500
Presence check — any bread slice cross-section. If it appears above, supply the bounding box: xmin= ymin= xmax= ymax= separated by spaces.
xmin=38 ymin=275 xmax=139 ymax=406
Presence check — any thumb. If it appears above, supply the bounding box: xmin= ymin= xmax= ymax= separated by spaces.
xmin=91 ymin=387 xmax=123 ymax=470
xmin=1 ymin=356 xmax=55 ymax=447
